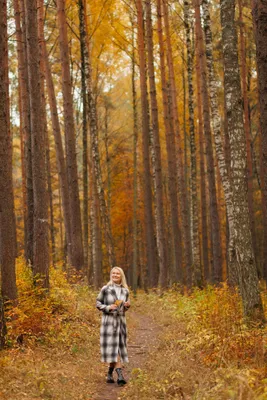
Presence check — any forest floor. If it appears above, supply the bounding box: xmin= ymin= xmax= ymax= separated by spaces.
xmin=1 ymin=264 xmax=267 ymax=399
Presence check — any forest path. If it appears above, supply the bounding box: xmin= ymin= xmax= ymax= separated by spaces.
xmin=91 ymin=311 xmax=162 ymax=400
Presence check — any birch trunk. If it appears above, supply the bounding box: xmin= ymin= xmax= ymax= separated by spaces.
xmin=218 ymin=0 xmax=264 ymax=322
xmin=195 ymin=0 xmax=222 ymax=283
xmin=79 ymin=0 xmax=89 ymax=270
xmin=184 ymin=0 xmax=202 ymax=287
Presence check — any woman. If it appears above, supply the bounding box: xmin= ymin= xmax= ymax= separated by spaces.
xmin=96 ymin=267 xmax=130 ymax=386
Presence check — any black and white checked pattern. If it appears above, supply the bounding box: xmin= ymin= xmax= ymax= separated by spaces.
xmin=96 ymin=284 xmax=130 ymax=363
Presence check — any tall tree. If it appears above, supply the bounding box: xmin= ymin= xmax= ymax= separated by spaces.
xmin=184 ymin=0 xmax=202 ymax=287
xmin=0 ymin=0 xmax=17 ymax=300
xmin=218 ymin=0 xmax=264 ymax=321
xmin=79 ymin=0 xmax=89 ymax=270
xmin=37 ymin=0 xmax=56 ymax=266
xmin=145 ymin=0 xmax=167 ymax=287
xmin=157 ymin=0 xmax=182 ymax=286
xmin=24 ymin=0 xmax=49 ymax=287
xmin=195 ymin=0 xmax=222 ymax=283
xmin=162 ymin=0 xmax=193 ymax=283
xmin=57 ymin=0 xmax=84 ymax=270
xmin=41 ymin=24 xmax=72 ymax=265
xmin=136 ymin=0 xmax=157 ymax=287
xmin=252 ymin=0 xmax=267 ymax=280
xmin=15 ymin=0 xmax=34 ymax=267
xmin=0 ymin=296 xmax=5 ymax=348
xmin=82 ymin=0 xmax=116 ymax=269
xmin=131 ymin=13 xmax=139 ymax=295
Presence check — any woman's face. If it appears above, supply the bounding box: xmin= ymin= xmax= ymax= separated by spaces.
xmin=111 ymin=268 xmax=122 ymax=284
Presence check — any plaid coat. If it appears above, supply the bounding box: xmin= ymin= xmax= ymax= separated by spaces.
xmin=96 ymin=284 xmax=130 ymax=363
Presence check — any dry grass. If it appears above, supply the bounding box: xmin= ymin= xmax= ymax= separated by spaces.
xmin=120 ymin=287 xmax=267 ymax=400
xmin=0 ymin=260 xmax=101 ymax=400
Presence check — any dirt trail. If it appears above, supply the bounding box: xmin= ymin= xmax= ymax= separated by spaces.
xmin=92 ymin=312 xmax=161 ymax=400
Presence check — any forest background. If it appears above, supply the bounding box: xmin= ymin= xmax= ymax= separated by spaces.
xmin=1 ymin=0 xmax=267 ymax=397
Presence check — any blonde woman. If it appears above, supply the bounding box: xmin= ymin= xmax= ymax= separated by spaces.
xmin=96 ymin=267 xmax=130 ymax=386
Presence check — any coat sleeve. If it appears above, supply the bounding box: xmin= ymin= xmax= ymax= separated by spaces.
xmin=96 ymin=286 xmax=111 ymax=314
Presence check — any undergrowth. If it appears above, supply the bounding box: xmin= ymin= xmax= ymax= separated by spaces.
xmin=120 ymin=285 xmax=267 ymax=400
xmin=0 ymin=257 xmax=100 ymax=400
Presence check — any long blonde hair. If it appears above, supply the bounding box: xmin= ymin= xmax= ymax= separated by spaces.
xmin=107 ymin=267 xmax=129 ymax=289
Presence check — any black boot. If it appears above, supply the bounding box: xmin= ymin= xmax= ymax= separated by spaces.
xmin=106 ymin=366 xmax=115 ymax=383
xmin=115 ymin=368 xmax=127 ymax=386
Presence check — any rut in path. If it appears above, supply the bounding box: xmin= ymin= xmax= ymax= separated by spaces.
xmin=92 ymin=312 xmax=161 ymax=400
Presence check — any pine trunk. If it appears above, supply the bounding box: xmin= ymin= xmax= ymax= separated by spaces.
xmin=57 ymin=0 xmax=84 ymax=270
xmin=163 ymin=0 xmax=193 ymax=283
xmin=14 ymin=0 xmax=27 ymax=255
xmin=82 ymin=0 xmax=116 ymax=268
xmin=157 ymin=0 xmax=182 ymax=286
xmin=131 ymin=15 xmax=138 ymax=294
xmin=24 ymin=0 xmax=49 ymax=287
xmin=0 ymin=297 xmax=6 ymax=348
xmin=145 ymin=0 xmax=167 ymax=287
xmin=17 ymin=0 xmax=34 ymax=267
xmin=238 ymin=0 xmax=258 ymax=273
xmin=42 ymin=37 xmax=72 ymax=264
xmin=37 ymin=0 xmax=56 ymax=267
xmin=136 ymin=0 xmax=157 ymax=287
xmin=0 ymin=0 xmax=17 ymax=300
xmin=252 ymin=0 xmax=267 ymax=280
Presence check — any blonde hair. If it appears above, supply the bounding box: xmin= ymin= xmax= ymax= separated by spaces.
xmin=107 ymin=267 xmax=129 ymax=289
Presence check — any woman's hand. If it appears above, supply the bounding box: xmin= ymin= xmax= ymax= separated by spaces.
xmin=109 ymin=304 xmax=118 ymax=310
xmin=124 ymin=301 xmax=130 ymax=307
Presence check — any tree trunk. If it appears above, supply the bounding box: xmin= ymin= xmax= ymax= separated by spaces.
xmin=195 ymin=0 xmax=222 ymax=283
xmin=37 ymin=0 xmax=56 ymax=267
xmin=184 ymin=0 xmax=202 ymax=287
xmin=219 ymin=0 xmax=264 ymax=322
xmin=0 ymin=0 xmax=17 ymax=300
xmin=136 ymin=0 xmax=157 ymax=287
xmin=131 ymin=13 xmax=138 ymax=294
xmin=157 ymin=0 xmax=182 ymax=286
xmin=24 ymin=0 xmax=49 ymax=287
xmin=252 ymin=0 xmax=267 ymax=281
xmin=163 ymin=0 xmax=193 ymax=284
xmin=0 ymin=296 xmax=6 ymax=349
xmin=145 ymin=0 xmax=167 ymax=287
xmin=41 ymin=32 xmax=72 ymax=265
xmin=16 ymin=0 xmax=34 ymax=267
xmin=238 ymin=0 xmax=258 ymax=274
xmin=82 ymin=0 xmax=116 ymax=269
xmin=14 ymin=0 xmax=27 ymax=255
xmin=79 ymin=0 xmax=89 ymax=270
xmin=56 ymin=0 xmax=84 ymax=270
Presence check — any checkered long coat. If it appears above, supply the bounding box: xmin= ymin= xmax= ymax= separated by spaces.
xmin=96 ymin=284 xmax=130 ymax=363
